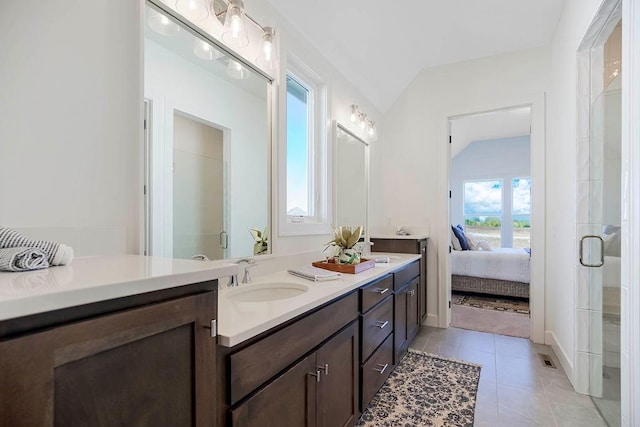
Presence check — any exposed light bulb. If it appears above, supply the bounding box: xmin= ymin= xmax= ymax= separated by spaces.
xmin=257 ymin=27 xmax=276 ymax=71
xmin=350 ymin=105 xmax=358 ymax=123
xmin=222 ymin=0 xmax=249 ymax=48
xmin=359 ymin=114 xmax=367 ymax=130
xmin=368 ymin=122 xmax=375 ymax=136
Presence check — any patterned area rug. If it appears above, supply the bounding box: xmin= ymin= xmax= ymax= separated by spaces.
xmin=452 ymin=291 xmax=530 ymax=315
xmin=357 ymin=349 xmax=481 ymax=427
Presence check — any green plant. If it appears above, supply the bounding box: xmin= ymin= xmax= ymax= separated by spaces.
xmin=325 ymin=226 xmax=362 ymax=251
xmin=249 ymin=227 xmax=268 ymax=255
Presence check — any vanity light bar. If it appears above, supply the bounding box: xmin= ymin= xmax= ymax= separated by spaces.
xmin=349 ymin=104 xmax=377 ymax=141
xmin=146 ymin=0 xmax=274 ymax=82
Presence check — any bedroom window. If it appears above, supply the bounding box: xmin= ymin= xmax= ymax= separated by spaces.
xmin=512 ymin=177 xmax=531 ymax=248
xmin=463 ymin=179 xmax=502 ymax=247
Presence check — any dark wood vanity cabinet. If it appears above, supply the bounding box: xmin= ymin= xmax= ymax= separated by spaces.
xmin=220 ymin=292 xmax=359 ymax=427
xmin=0 ymin=283 xmax=218 ymax=427
xmin=358 ymin=275 xmax=394 ymax=411
xmin=394 ymin=276 xmax=420 ymax=363
xmin=371 ymin=237 xmax=428 ymax=322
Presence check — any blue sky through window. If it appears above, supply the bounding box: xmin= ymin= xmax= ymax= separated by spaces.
xmin=464 ymin=180 xmax=502 ymax=216
xmin=286 ymin=76 xmax=310 ymax=215
xmin=512 ymin=177 xmax=531 ymax=216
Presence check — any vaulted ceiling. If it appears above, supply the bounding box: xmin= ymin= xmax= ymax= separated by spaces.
xmin=264 ymin=0 xmax=566 ymax=112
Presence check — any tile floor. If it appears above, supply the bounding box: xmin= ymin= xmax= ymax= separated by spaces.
xmin=409 ymin=326 xmax=610 ymax=427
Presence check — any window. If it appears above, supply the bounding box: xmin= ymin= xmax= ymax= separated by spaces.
xmin=464 ymin=179 xmax=503 ymax=248
xmin=279 ymin=54 xmax=328 ymax=236
xmin=512 ymin=177 xmax=531 ymax=248
xmin=286 ymin=74 xmax=313 ymax=217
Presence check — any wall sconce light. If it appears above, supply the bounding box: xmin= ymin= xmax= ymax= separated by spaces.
xmin=349 ymin=104 xmax=377 ymax=141
xmin=222 ymin=0 xmax=250 ymax=49
xmin=256 ymin=27 xmax=276 ymax=70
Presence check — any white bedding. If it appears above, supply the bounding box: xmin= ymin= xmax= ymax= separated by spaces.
xmin=451 ymin=248 xmax=530 ymax=283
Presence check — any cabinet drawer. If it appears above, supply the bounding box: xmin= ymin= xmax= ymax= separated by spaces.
xmin=229 ymin=292 xmax=358 ymax=405
xmin=361 ymin=333 xmax=393 ymax=410
xmin=360 ymin=296 xmax=393 ymax=361
xmin=394 ymin=260 xmax=420 ymax=290
xmin=360 ymin=275 xmax=393 ymax=313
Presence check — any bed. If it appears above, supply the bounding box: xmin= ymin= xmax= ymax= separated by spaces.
xmin=451 ymin=248 xmax=531 ymax=298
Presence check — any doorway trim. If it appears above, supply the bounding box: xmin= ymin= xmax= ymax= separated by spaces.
xmin=439 ymin=94 xmax=546 ymax=344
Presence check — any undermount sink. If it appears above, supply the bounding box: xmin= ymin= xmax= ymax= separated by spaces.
xmin=227 ymin=282 xmax=309 ymax=302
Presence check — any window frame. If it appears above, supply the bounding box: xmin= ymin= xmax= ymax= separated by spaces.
xmin=278 ymin=53 xmax=330 ymax=236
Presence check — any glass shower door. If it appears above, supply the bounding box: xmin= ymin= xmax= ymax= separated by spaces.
xmin=577 ymin=4 xmax=621 ymax=425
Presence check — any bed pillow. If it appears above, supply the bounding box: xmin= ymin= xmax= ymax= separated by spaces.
xmin=450 ymin=228 xmax=462 ymax=251
xmin=464 ymin=231 xmax=480 ymax=250
xmin=477 ymin=239 xmax=492 ymax=251
xmin=451 ymin=225 xmax=470 ymax=250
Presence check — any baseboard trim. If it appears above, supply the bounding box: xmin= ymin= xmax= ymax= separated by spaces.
xmin=545 ymin=330 xmax=574 ymax=387
xmin=423 ymin=314 xmax=439 ymax=327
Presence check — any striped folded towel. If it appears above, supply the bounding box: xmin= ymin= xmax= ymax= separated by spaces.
xmin=0 ymin=226 xmax=73 ymax=266
xmin=0 ymin=247 xmax=50 ymax=272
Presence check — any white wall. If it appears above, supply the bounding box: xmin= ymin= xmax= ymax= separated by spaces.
xmin=372 ymin=47 xmax=550 ymax=328
xmin=545 ymin=0 xmax=605 ymax=383
xmin=451 ymin=135 xmax=531 ymax=247
xmin=0 ymin=0 xmax=142 ymax=256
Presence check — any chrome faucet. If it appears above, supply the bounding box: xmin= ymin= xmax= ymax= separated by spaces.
xmin=235 ymin=258 xmax=257 ymax=283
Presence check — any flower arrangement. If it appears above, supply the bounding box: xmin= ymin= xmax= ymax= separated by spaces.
xmin=325 ymin=226 xmax=362 ymax=264
xmin=250 ymin=227 xmax=268 ymax=255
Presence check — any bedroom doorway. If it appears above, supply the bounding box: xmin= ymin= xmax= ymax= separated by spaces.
xmin=448 ymin=107 xmax=533 ymax=338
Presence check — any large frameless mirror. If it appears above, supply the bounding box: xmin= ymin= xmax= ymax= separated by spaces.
xmin=144 ymin=1 xmax=272 ymax=260
xmin=334 ymin=121 xmax=369 ymax=241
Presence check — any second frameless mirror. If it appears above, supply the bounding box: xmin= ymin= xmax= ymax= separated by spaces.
xmin=335 ymin=122 xmax=369 ymax=235
xmin=144 ymin=2 xmax=271 ymax=260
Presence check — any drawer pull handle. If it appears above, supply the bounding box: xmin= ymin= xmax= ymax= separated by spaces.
xmin=408 ymin=289 xmax=415 ymax=296
xmin=317 ymin=363 xmax=329 ymax=376
xmin=375 ymin=287 xmax=389 ymax=295
xmin=375 ymin=320 xmax=389 ymax=329
xmin=374 ymin=363 xmax=389 ymax=374
xmin=308 ymin=370 xmax=321 ymax=382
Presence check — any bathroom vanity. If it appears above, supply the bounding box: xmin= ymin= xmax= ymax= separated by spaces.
xmin=215 ymin=254 xmax=421 ymax=426
xmin=0 ymin=256 xmax=236 ymax=426
xmin=0 ymin=253 xmax=421 ymax=426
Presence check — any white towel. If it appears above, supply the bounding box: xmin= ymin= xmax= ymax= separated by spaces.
xmin=0 ymin=226 xmax=73 ymax=266
xmin=287 ymin=266 xmax=341 ymax=282
xmin=0 ymin=247 xmax=50 ymax=272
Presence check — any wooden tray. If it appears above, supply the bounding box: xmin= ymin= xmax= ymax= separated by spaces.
xmin=312 ymin=258 xmax=375 ymax=274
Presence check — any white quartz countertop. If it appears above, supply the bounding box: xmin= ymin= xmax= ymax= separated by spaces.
xmin=370 ymin=234 xmax=429 ymax=240
xmin=218 ymin=253 xmax=420 ymax=347
xmin=0 ymin=255 xmax=238 ymax=321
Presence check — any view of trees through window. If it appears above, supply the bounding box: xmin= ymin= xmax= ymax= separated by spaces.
xmin=463 ymin=178 xmax=531 ymax=248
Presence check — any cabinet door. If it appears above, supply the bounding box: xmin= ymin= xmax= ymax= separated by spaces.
xmin=232 ymin=354 xmax=318 ymax=427
xmin=0 ymin=291 xmax=217 ymax=427
xmin=317 ymin=324 xmax=358 ymax=427
xmin=407 ymin=280 xmax=420 ymax=343
xmin=394 ymin=289 xmax=408 ymax=363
